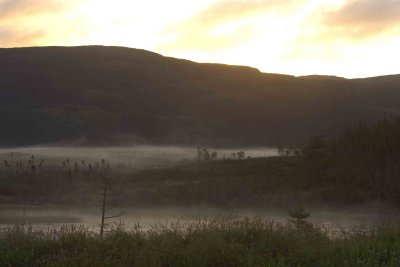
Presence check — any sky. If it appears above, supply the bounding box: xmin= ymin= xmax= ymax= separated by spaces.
xmin=0 ymin=0 xmax=399 ymax=78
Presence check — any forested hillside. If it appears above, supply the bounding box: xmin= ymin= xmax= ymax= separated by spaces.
xmin=1 ymin=46 xmax=399 ymax=146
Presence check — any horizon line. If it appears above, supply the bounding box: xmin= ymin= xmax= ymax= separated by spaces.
xmin=1 ymin=44 xmax=399 ymax=80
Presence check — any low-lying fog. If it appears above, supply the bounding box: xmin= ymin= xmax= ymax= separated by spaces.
xmin=0 ymin=145 xmax=278 ymax=169
xmin=1 ymin=146 xmax=398 ymax=233
xmin=2 ymin=205 xmax=399 ymax=234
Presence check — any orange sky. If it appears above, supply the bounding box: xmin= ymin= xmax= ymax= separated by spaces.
xmin=1 ymin=0 xmax=399 ymax=78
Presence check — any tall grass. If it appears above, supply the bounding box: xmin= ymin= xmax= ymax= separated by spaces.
xmin=2 ymin=154 xmax=400 ymax=208
xmin=1 ymin=218 xmax=400 ymax=266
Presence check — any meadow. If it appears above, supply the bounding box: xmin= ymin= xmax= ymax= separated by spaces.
xmin=1 ymin=153 xmax=398 ymax=210
xmin=2 ymin=217 xmax=400 ymax=267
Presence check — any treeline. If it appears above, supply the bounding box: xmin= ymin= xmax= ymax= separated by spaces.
xmin=302 ymin=114 xmax=400 ymax=204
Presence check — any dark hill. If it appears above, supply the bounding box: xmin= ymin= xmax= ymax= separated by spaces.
xmin=0 ymin=46 xmax=399 ymax=146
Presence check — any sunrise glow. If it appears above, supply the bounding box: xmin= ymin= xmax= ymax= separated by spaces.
xmin=1 ymin=0 xmax=399 ymax=78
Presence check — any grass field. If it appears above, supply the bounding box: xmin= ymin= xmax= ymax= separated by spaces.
xmin=2 ymin=217 xmax=400 ymax=266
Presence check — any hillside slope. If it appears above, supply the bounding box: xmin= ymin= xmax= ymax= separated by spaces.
xmin=0 ymin=46 xmax=399 ymax=146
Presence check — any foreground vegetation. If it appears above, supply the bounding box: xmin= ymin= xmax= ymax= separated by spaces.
xmin=1 ymin=217 xmax=400 ymax=266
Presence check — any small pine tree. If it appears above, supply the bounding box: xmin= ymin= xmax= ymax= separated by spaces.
xmin=289 ymin=208 xmax=311 ymax=227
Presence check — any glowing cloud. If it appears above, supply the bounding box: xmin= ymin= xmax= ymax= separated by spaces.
xmin=321 ymin=0 xmax=400 ymax=39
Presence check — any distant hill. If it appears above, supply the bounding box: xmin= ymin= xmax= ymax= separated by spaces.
xmin=0 ymin=46 xmax=399 ymax=147
xmin=298 ymin=75 xmax=347 ymax=81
